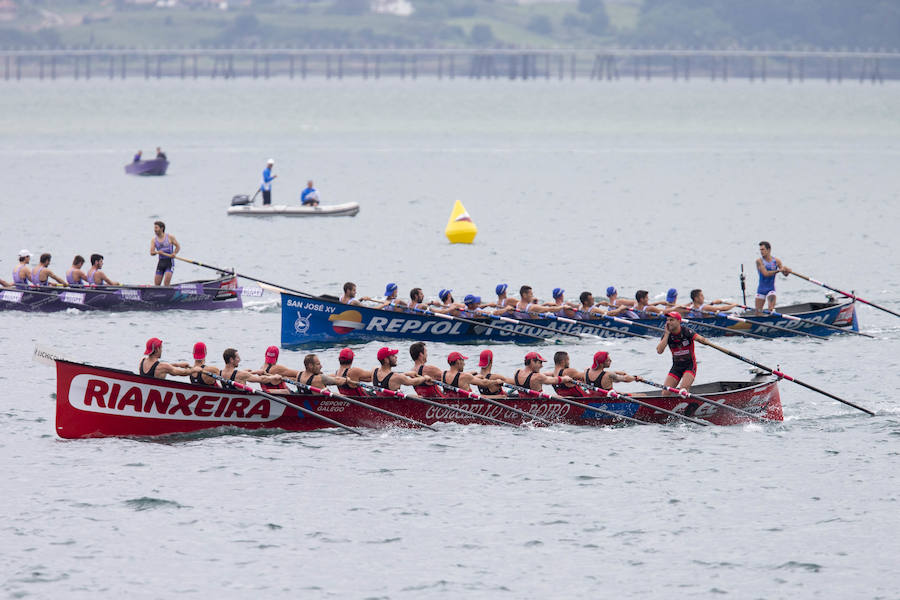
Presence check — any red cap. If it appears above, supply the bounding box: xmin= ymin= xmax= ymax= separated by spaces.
xmin=447 ymin=351 xmax=468 ymax=364
xmin=264 ymin=345 xmax=279 ymax=364
xmin=592 ymin=351 xmax=609 ymax=369
xmin=666 ymin=311 xmax=682 ymax=321
xmin=338 ymin=348 xmax=354 ymax=362
xmin=478 ymin=349 xmax=493 ymax=367
xmin=193 ymin=342 xmax=207 ymax=360
xmin=144 ymin=337 xmax=162 ymax=355
xmin=524 ymin=351 xmax=546 ymax=363
xmin=377 ymin=347 xmax=399 ymax=361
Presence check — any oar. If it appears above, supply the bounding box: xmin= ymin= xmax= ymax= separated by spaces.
xmin=170 ymin=256 xmax=319 ymax=300
xmin=735 ymin=303 xmax=873 ymax=338
xmin=680 ymin=316 xmax=773 ymax=340
xmin=688 ymin=306 xmax=828 ymax=340
xmin=284 ymin=377 xmax=437 ymax=431
xmin=598 ymin=312 xmax=666 ymax=334
xmin=462 ymin=306 xmax=588 ymax=340
xmin=632 ymin=375 xmax=770 ymax=423
xmin=431 ymin=380 xmax=555 ymax=426
xmin=398 ymin=302 xmax=550 ymax=343
xmin=698 ymin=339 xmax=875 ymax=416
xmin=207 ymin=372 xmax=363 ymax=435
xmin=356 ymin=381 xmax=515 ymax=427
xmin=513 ymin=307 xmax=651 ymax=339
xmin=791 ymin=270 xmax=900 ymax=319
xmin=578 ymin=380 xmax=710 ymax=426
xmin=502 ymin=383 xmax=648 ymax=426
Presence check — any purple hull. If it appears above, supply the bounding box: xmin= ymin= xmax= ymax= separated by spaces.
xmin=0 ymin=276 xmax=242 ymax=313
xmin=125 ymin=158 xmax=169 ymax=176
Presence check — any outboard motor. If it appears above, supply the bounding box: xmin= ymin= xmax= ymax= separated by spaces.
xmin=231 ymin=195 xmax=251 ymax=206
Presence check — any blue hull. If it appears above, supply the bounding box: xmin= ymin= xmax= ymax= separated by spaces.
xmin=280 ymin=293 xmax=857 ymax=347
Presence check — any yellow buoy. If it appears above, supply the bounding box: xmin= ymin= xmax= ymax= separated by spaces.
xmin=445 ymin=200 xmax=478 ymax=244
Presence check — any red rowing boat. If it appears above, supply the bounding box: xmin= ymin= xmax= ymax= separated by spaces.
xmin=54 ymin=360 xmax=783 ymax=439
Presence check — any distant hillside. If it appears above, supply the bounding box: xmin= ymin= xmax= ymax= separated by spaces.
xmin=1 ymin=0 xmax=896 ymax=50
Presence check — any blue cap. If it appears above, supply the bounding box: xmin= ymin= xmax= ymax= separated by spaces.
xmin=439 ymin=288 xmax=452 ymax=302
xmin=552 ymin=287 xmax=564 ymax=299
xmin=606 ymin=286 xmax=617 ymax=297
xmin=385 ymin=282 xmax=398 ymax=296
xmin=495 ymin=283 xmax=508 ymax=296
xmin=463 ymin=294 xmax=481 ymax=305
xmin=666 ymin=288 xmax=678 ymax=303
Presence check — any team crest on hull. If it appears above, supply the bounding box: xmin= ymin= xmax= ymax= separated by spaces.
xmin=294 ymin=312 xmax=311 ymax=335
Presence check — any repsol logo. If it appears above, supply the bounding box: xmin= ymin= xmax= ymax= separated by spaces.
xmin=68 ymin=375 xmax=284 ymax=422
xmin=365 ymin=317 xmax=465 ymax=335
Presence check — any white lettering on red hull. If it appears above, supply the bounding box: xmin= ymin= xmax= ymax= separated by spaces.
xmin=68 ymin=375 xmax=285 ymax=422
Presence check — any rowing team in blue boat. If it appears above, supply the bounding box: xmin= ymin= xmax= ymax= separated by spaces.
xmin=137 ymin=316 xmax=708 ymax=400
xmin=2 ymin=250 xmax=119 ymax=288
xmin=336 ymin=242 xmax=791 ymax=320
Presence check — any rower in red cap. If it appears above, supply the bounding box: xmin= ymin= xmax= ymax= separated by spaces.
xmin=583 ymin=350 xmax=635 ymax=395
xmin=138 ymin=337 xmax=197 ymax=380
xmin=440 ymin=351 xmax=493 ymax=398
xmin=256 ymin=345 xmax=299 ymax=393
xmin=189 ymin=341 xmax=221 ymax=386
xmin=512 ymin=351 xmax=574 ymax=392
xmin=471 ymin=349 xmax=513 ymax=397
xmin=373 ymin=347 xmax=432 ymax=396
xmin=656 ymin=311 xmax=709 ymax=393
xmin=333 ymin=347 xmax=372 ymax=397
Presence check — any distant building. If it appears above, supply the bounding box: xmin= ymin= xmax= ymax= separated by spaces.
xmin=371 ymin=0 xmax=413 ymax=17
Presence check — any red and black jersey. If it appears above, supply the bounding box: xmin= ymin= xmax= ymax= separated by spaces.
xmin=666 ymin=326 xmax=697 ymax=369
xmin=552 ymin=367 xmax=587 ymax=397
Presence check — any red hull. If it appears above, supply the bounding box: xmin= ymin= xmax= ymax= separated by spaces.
xmin=55 ymin=361 xmax=783 ymax=439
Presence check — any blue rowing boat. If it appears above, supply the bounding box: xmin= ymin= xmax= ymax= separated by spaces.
xmin=279 ymin=292 xmax=858 ymax=347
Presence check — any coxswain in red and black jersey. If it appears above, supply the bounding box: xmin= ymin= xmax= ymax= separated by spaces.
xmin=583 ymin=351 xmax=636 ymax=395
xmin=294 ymin=353 xmax=348 ymax=394
xmin=189 ymin=341 xmax=221 ymax=386
xmin=221 ymin=348 xmax=282 ymax=389
xmin=372 ymin=347 xmax=431 ymax=397
xmin=471 ymin=349 xmax=512 ymax=397
xmin=656 ymin=312 xmax=708 ymax=393
xmin=333 ymin=347 xmax=372 ymax=397
xmin=407 ymin=342 xmax=445 ymax=397
xmin=255 ymin=345 xmax=298 ymax=394
xmin=138 ymin=337 xmax=197 ymax=381
xmin=439 ymin=351 xmax=492 ymax=398
xmin=547 ymin=351 xmax=587 ymax=397
xmin=512 ymin=351 xmax=574 ymax=393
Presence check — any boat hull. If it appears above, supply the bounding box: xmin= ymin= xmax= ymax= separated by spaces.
xmin=125 ymin=158 xmax=169 ymax=176
xmin=54 ymin=360 xmax=782 ymax=438
xmin=280 ymin=293 xmax=857 ymax=346
xmin=0 ymin=276 xmax=242 ymax=312
xmin=227 ymin=202 xmax=360 ymax=217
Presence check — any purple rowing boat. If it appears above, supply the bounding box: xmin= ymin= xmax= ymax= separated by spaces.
xmin=125 ymin=158 xmax=169 ymax=176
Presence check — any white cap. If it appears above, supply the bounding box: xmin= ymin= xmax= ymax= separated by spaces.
xmin=266 ymin=158 xmax=275 ymax=165
xmin=18 ymin=249 xmax=31 ymax=258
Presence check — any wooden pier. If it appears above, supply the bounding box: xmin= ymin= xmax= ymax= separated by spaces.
xmin=1 ymin=48 xmax=896 ymax=83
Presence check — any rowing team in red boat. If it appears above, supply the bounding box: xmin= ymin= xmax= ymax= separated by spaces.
xmin=137 ymin=313 xmax=707 ymax=398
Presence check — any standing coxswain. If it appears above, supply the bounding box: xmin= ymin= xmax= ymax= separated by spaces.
xmin=656 ymin=312 xmax=709 ymax=393
xmin=30 ymin=253 xmax=66 ymax=286
xmin=756 ymin=241 xmax=791 ymax=313
xmin=150 ymin=220 xmax=180 ymax=286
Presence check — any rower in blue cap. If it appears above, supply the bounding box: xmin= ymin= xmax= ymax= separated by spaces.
xmin=372 ymin=282 xmax=405 ymax=310
xmin=494 ymin=283 xmax=517 ymax=309
xmin=603 ymin=285 xmax=636 ymax=310
xmin=542 ymin=287 xmax=577 ymax=317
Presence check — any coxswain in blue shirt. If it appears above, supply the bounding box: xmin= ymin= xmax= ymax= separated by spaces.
xmin=260 ymin=159 xmax=276 ymax=206
xmin=150 ymin=220 xmax=180 ymax=286
xmin=755 ymin=241 xmax=791 ymax=313
xmin=300 ymin=180 xmax=320 ymax=206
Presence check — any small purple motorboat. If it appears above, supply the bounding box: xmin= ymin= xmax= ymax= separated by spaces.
xmin=125 ymin=158 xmax=169 ymax=176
